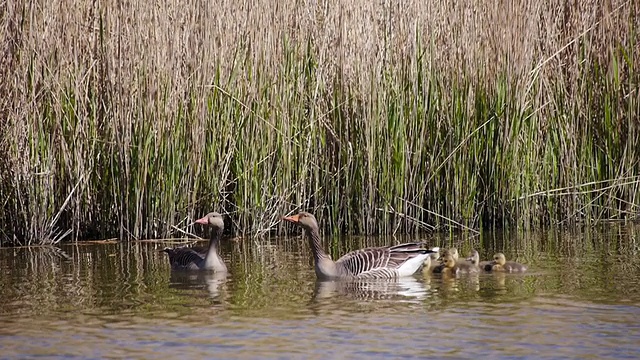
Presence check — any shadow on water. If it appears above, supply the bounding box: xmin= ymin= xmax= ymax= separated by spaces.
xmin=1 ymin=223 xmax=640 ymax=358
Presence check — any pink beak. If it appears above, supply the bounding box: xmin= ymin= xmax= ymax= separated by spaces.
xmin=195 ymin=216 xmax=208 ymax=225
xmin=283 ymin=214 xmax=300 ymax=223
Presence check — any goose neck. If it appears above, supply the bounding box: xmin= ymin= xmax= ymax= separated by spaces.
xmin=306 ymin=227 xmax=331 ymax=262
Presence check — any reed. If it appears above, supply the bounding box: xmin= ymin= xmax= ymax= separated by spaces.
xmin=0 ymin=0 xmax=638 ymax=244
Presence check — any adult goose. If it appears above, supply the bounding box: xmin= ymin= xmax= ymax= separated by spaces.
xmin=163 ymin=212 xmax=227 ymax=272
xmin=283 ymin=212 xmax=436 ymax=279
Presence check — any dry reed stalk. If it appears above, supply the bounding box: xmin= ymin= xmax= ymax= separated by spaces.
xmin=0 ymin=0 xmax=638 ymax=244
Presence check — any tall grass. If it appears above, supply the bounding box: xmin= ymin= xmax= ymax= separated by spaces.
xmin=0 ymin=0 xmax=638 ymax=244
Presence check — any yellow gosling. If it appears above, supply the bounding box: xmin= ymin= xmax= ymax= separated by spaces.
xmin=489 ymin=253 xmax=527 ymax=273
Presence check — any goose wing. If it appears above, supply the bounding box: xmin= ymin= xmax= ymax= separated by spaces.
xmin=335 ymin=242 xmax=432 ymax=278
xmin=163 ymin=247 xmax=205 ymax=269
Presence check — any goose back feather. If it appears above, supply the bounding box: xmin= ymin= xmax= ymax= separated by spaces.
xmin=163 ymin=212 xmax=227 ymax=272
xmin=283 ymin=212 xmax=436 ymax=279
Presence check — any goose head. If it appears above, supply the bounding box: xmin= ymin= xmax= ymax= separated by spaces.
xmin=441 ymin=254 xmax=456 ymax=269
xmin=195 ymin=211 xmax=224 ymax=231
xmin=439 ymin=248 xmax=459 ymax=261
xmin=466 ymin=250 xmax=480 ymax=265
xmin=492 ymin=253 xmax=507 ymax=266
xmin=283 ymin=212 xmax=319 ymax=231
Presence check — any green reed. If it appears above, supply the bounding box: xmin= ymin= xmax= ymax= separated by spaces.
xmin=0 ymin=1 xmax=638 ymax=245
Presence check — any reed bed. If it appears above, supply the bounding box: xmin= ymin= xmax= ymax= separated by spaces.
xmin=0 ymin=0 xmax=638 ymax=244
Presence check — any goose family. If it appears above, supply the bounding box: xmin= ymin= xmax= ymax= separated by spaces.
xmin=161 ymin=211 xmax=528 ymax=279
xmin=162 ymin=212 xmax=227 ymax=272
xmin=282 ymin=212 xmax=437 ymax=279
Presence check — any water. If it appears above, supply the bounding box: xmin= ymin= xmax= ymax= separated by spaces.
xmin=1 ymin=225 xmax=640 ymax=359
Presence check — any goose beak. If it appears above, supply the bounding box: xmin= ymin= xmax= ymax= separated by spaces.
xmin=194 ymin=216 xmax=208 ymax=225
xmin=283 ymin=214 xmax=301 ymax=223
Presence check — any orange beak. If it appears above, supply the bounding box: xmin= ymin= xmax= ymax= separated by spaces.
xmin=195 ymin=216 xmax=208 ymax=225
xmin=283 ymin=214 xmax=300 ymax=223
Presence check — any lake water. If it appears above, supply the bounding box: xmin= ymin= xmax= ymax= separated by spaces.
xmin=1 ymin=225 xmax=640 ymax=359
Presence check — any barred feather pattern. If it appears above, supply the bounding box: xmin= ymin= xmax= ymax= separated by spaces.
xmin=284 ymin=212 xmax=434 ymax=279
xmin=163 ymin=247 xmax=207 ymax=271
xmin=162 ymin=212 xmax=227 ymax=272
xmin=336 ymin=243 xmax=432 ymax=278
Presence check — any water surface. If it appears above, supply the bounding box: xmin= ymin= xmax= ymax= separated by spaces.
xmin=1 ymin=225 xmax=640 ymax=359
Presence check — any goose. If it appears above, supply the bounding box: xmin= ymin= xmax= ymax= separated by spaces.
xmin=437 ymin=254 xmax=480 ymax=276
xmin=163 ymin=212 xmax=227 ymax=272
xmin=432 ymin=247 xmax=461 ymax=273
xmin=488 ymin=253 xmax=527 ymax=273
xmin=441 ymin=248 xmax=459 ymax=261
xmin=466 ymin=250 xmax=493 ymax=271
xmin=422 ymin=247 xmax=441 ymax=274
xmin=283 ymin=212 xmax=436 ymax=279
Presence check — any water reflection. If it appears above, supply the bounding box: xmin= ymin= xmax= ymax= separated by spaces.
xmin=169 ymin=271 xmax=229 ymax=300
xmin=313 ymin=277 xmax=430 ymax=302
xmin=0 ymin=225 xmax=639 ymax=358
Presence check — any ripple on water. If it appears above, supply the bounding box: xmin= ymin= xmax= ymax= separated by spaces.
xmin=1 ymin=231 xmax=640 ymax=358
